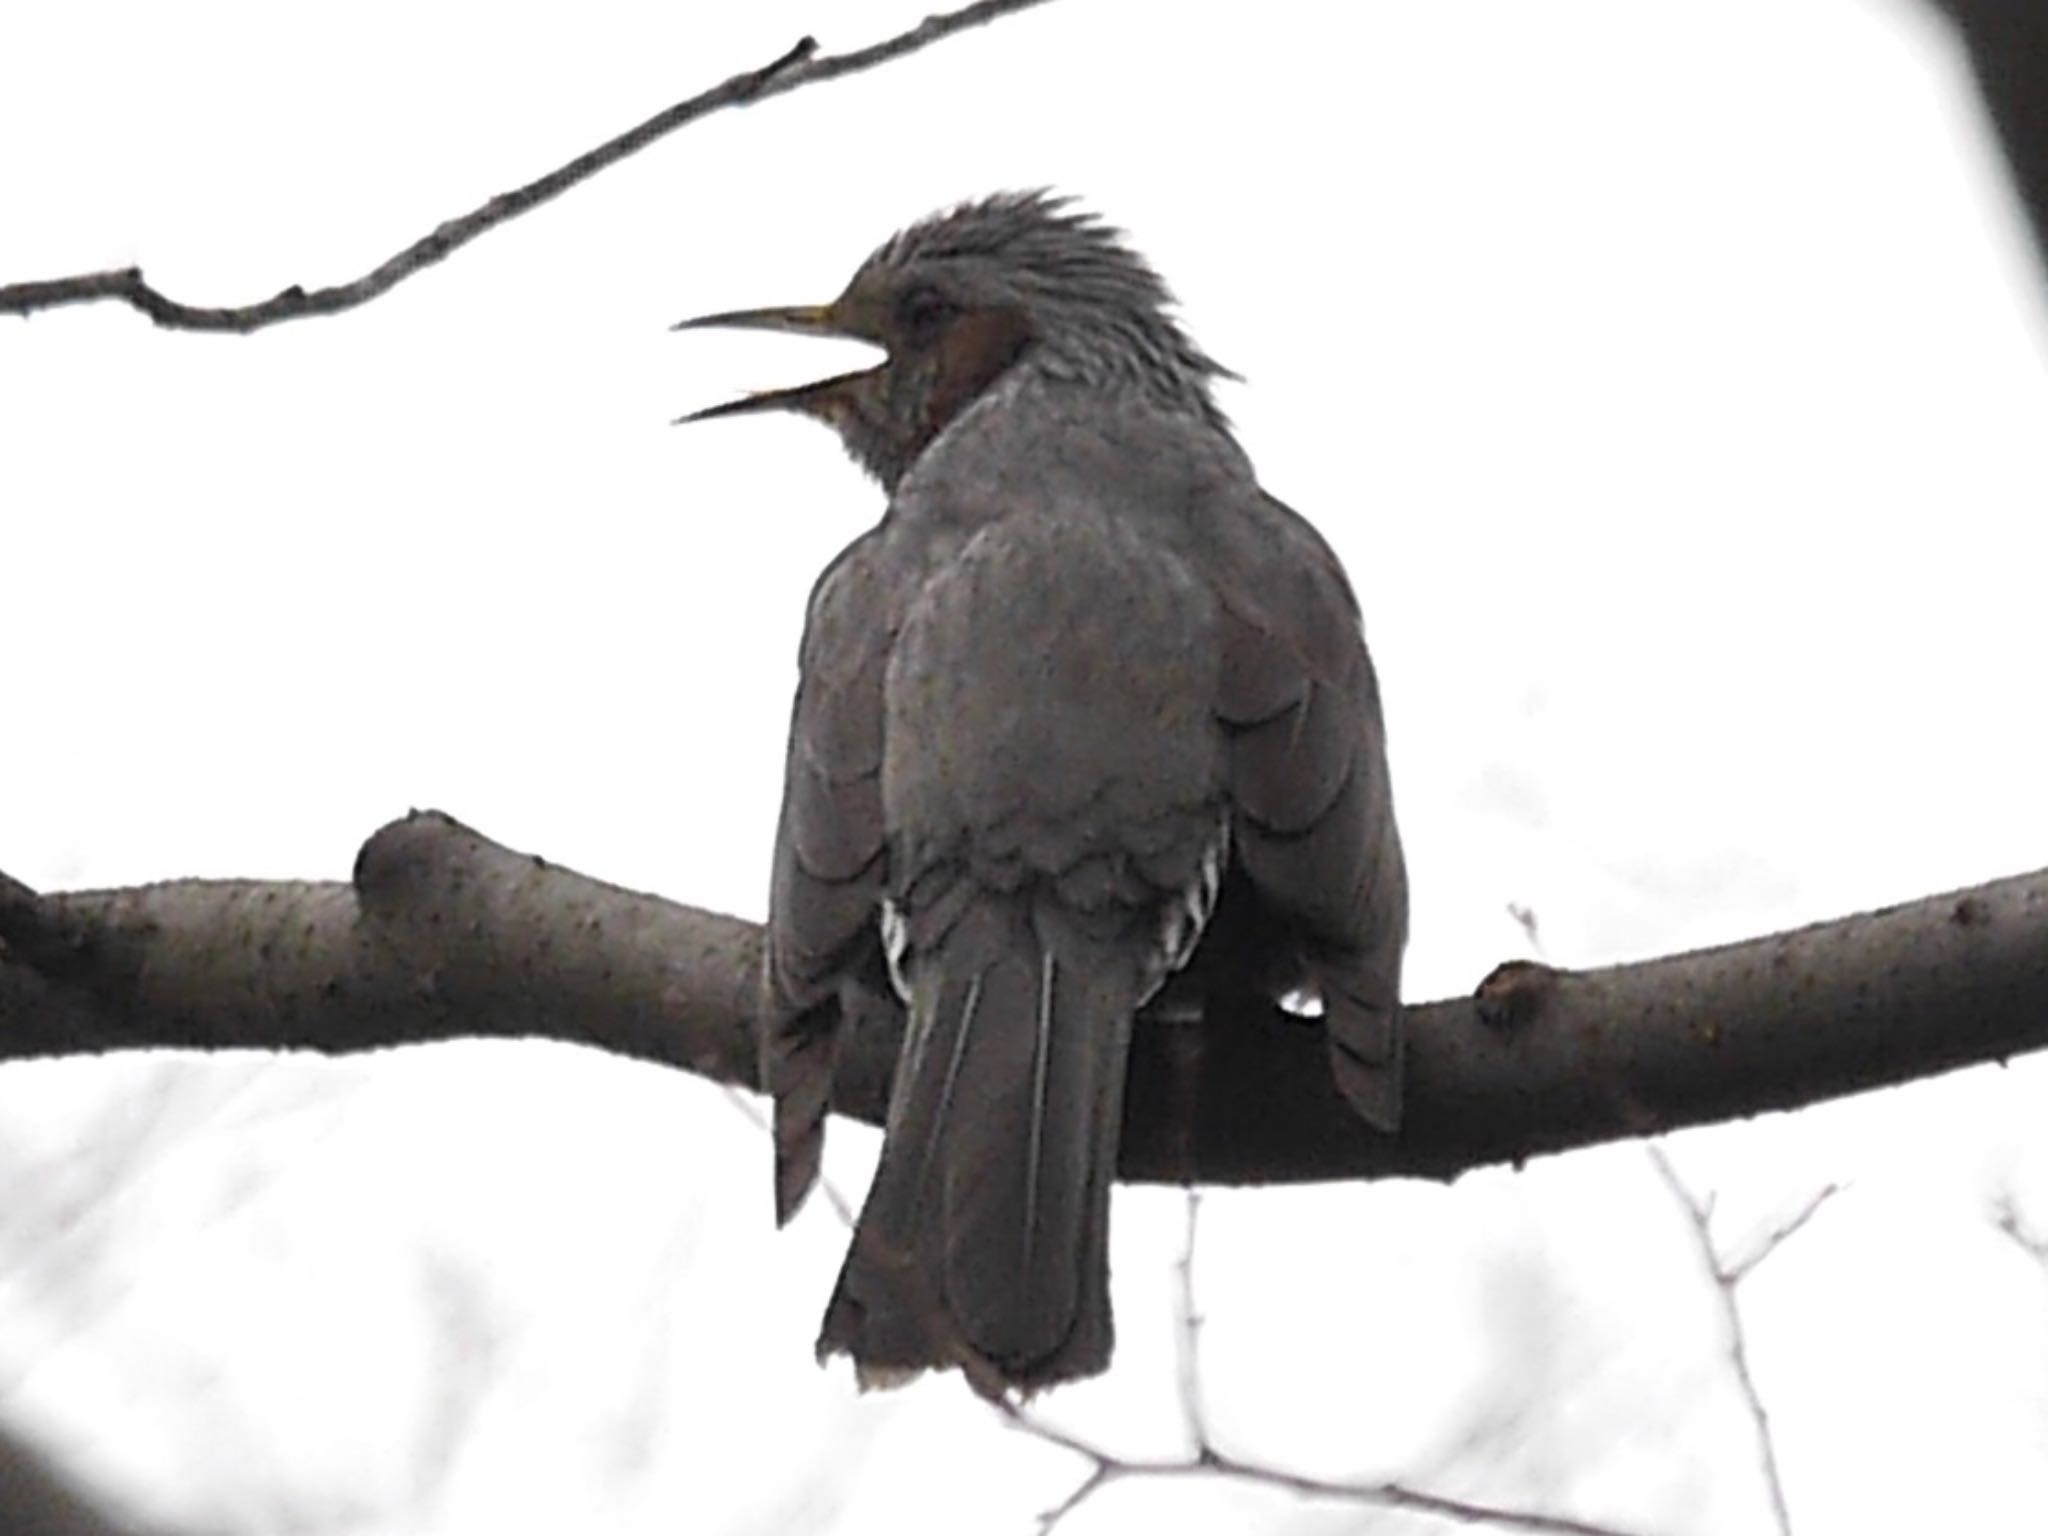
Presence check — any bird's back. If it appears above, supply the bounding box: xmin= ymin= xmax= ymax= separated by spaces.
xmin=804 ymin=387 xmax=1236 ymax=1388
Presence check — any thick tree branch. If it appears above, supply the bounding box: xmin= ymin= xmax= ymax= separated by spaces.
xmin=0 ymin=0 xmax=1056 ymax=331
xmin=2 ymin=811 xmax=2044 ymax=1187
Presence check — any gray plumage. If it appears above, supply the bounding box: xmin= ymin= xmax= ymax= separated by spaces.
xmin=678 ymin=192 xmax=1407 ymax=1394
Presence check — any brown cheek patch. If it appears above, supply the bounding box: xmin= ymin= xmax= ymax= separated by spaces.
xmin=926 ymin=308 xmax=1033 ymax=434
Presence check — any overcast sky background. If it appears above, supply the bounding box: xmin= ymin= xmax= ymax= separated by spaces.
xmin=5 ymin=1 xmax=2048 ymax=1532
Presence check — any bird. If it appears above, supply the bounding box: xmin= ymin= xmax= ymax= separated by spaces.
xmin=676 ymin=192 xmax=1407 ymax=1396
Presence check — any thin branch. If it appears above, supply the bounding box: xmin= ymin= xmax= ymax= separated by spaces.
xmin=1992 ymin=1190 xmax=2048 ymax=1266
xmin=995 ymin=1190 xmax=1643 ymax=1536
xmin=1649 ymin=1148 xmax=1840 ymax=1536
xmin=1507 ymin=902 xmax=1544 ymax=956
xmin=722 ymin=1085 xmax=856 ymax=1230
xmin=1724 ymin=1180 xmax=1842 ymax=1284
xmin=0 ymin=0 xmax=1057 ymax=332
xmin=999 ymin=1394 xmax=1645 ymax=1536
xmin=1031 ymin=1458 xmax=1118 ymax=1533
xmin=741 ymin=1065 xmax=1643 ymax=1533
xmin=1172 ymin=1189 xmax=1215 ymax=1460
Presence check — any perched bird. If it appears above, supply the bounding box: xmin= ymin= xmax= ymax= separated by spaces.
xmin=678 ymin=193 xmax=1406 ymax=1395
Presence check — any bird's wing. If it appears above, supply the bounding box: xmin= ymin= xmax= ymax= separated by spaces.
xmin=1208 ymin=491 xmax=1409 ymax=1131
xmin=762 ymin=527 xmax=901 ymax=1222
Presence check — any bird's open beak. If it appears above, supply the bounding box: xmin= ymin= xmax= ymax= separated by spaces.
xmin=672 ymin=301 xmax=882 ymax=425
xmin=672 ymin=302 xmax=847 ymax=338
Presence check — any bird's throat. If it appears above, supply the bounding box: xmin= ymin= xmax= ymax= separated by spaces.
xmin=833 ymin=306 xmax=1035 ymax=490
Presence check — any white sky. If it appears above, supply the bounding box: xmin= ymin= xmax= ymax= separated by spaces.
xmin=4 ymin=1 xmax=2048 ymax=1532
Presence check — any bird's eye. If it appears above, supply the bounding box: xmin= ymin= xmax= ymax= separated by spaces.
xmin=898 ymin=286 xmax=954 ymax=338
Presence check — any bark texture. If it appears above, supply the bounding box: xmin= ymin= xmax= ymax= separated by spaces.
xmin=4 ymin=811 xmax=2043 ymax=1185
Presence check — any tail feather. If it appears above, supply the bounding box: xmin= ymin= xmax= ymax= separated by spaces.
xmin=818 ymin=894 xmax=1145 ymax=1392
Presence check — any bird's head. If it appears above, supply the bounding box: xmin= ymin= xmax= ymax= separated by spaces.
xmin=675 ymin=191 xmax=1233 ymax=488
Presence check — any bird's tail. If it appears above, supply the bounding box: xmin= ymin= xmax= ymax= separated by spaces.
xmin=817 ymin=892 xmax=1146 ymax=1394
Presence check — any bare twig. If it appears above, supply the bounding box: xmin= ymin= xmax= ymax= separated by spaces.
xmin=1649 ymin=1146 xmax=1841 ymax=1536
xmin=722 ymin=1085 xmax=855 ymax=1229
xmin=1724 ymin=1181 xmax=1842 ymax=1283
xmin=408 ymin=1249 xmax=507 ymax=1520
xmin=1172 ymin=1189 xmax=1214 ymax=1459
xmin=1992 ymin=1190 xmax=2048 ymax=1266
xmin=730 ymin=1094 xmax=1638 ymax=1532
xmin=0 ymin=0 xmax=1057 ymax=332
xmin=1001 ymin=1391 xmax=1644 ymax=1536
xmin=1028 ymin=1457 xmax=1116 ymax=1532
xmin=1507 ymin=902 xmax=1544 ymax=955
xmin=995 ymin=1191 xmax=1642 ymax=1536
